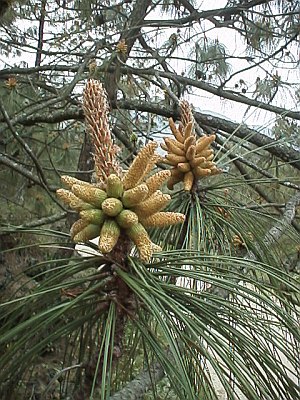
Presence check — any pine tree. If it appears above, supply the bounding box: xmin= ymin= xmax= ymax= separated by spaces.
xmin=0 ymin=1 xmax=299 ymax=399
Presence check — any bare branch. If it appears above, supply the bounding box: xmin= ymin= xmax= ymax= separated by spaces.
xmin=9 ymin=101 xmax=300 ymax=171
xmin=0 ymin=152 xmax=57 ymax=192
xmin=109 ymin=358 xmax=165 ymax=400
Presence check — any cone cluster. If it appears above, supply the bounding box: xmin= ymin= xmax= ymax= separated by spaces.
xmin=116 ymin=39 xmax=128 ymax=55
xmin=161 ymin=108 xmax=221 ymax=191
xmin=57 ymin=142 xmax=185 ymax=262
xmin=232 ymin=234 xmax=244 ymax=247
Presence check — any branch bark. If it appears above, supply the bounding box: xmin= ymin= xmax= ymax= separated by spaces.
xmin=118 ymin=100 xmax=300 ymax=170
xmin=0 ymin=152 xmax=56 ymax=192
xmin=142 ymin=0 xmax=271 ymax=27
xmin=120 ymin=67 xmax=300 ymax=121
xmin=35 ymin=0 xmax=47 ymax=68
xmin=9 ymin=101 xmax=300 ymax=171
xmin=108 ymin=359 xmax=165 ymax=400
xmin=1 ymin=64 xmax=299 ymax=121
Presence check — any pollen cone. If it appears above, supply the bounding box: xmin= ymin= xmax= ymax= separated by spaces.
xmin=61 ymin=175 xmax=94 ymax=189
xmin=126 ymin=223 xmax=153 ymax=262
xmin=141 ymin=212 xmax=185 ymax=228
xmin=145 ymin=170 xmax=171 ymax=196
xmin=56 ymin=189 xmax=94 ymax=211
xmin=122 ymin=184 xmax=149 ymax=208
xmin=122 ymin=141 xmax=158 ymax=190
xmin=70 ymin=219 xmax=89 ymax=240
xmin=98 ymin=219 xmax=121 ymax=254
xmin=73 ymin=224 xmax=100 ymax=243
xmin=72 ymin=184 xmax=107 ymax=208
xmin=161 ymin=101 xmax=221 ymax=191
xmin=133 ymin=191 xmax=171 ymax=218
xmin=80 ymin=209 xmax=105 ymax=225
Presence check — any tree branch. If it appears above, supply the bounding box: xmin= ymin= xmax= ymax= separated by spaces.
xmin=0 ymin=212 xmax=67 ymax=232
xmin=10 ymin=101 xmax=300 ymax=171
xmin=121 ymin=67 xmax=300 ymax=120
xmin=2 ymin=64 xmax=299 ymax=121
xmin=109 ymin=359 xmax=165 ymax=400
xmin=141 ymin=0 xmax=271 ymax=27
xmin=0 ymin=152 xmax=57 ymax=192
xmin=210 ymin=191 xmax=300 ymax=298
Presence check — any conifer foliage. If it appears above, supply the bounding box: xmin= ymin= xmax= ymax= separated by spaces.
xmin=0 ymin=1 xmax=299 ymax=399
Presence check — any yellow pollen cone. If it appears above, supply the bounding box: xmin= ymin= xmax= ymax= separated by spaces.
xmin=166 ymin=153 xmax=186 ymax=165
xmin=199 ymin=161 xmax=215 ymax=169
xmin=101 ymin=198 xmax=123 ymax=217
xmin=170 ymin=138 xmax=184 ymax=150
xmin=126 ymin=223 xmax=153 ymax=261
xmin=164 ymin=138 xmax=185 ymax=156
xmin=80 ymin=209 xmax=105 ymax=225
xmin=168 ymin=118 xmax=184 ymax=143
xmin=122 ymin=183 xmax=149 ymax=208
xmin=98 ymin=219 xmax=121 ymax=253
xmin=206 ymin=153 xmax=214 ymax=161
xmin=138 ymin=244 xmax=153 ymax=262
xmin=184 ymin=135 xmax=196 ymax=151
xmin=193 ymin=166 xmax=212 ymax=178
xmin=140 ymin=154 xmax=161 ymax=182
xmin=116 ymin=209 xmax=139 ymax=228
xmin=178 ymin=121 xmax=185 ymax=135
xmin=195 ymin=135 xmax=215 ymax=153
xmin=106 ymin=174 xmax=124 ymax=198
xmin=183 ymin=121 xmax=194 ymax=140
xmin=142 ymin=212 xmax=185 ymax=228
xmin=186 ymin=144 xmax=196 ymax=161
xmin=70 ymin=219 xmax=89 ymax=239
xmin=177 ymin=162 xmax=191 ymax=173
xmin=197 ymin=149 xmax=213 ymax=158
xmin=151 ymin=243 xmax=162 ymax=253
xmin=61 ymin=175 xmax=93 ymax=189
xmin=145 ymin=170 xmax=171 ymax=197
xmin=126 ymin=222 xmax=151 ymax=245
xmin=183 ymin=171 xmax=194 ymax=191
xmin=190 ymin=156 xmax=206 ymax=168
xmin=56 ymin=189 xmax=94 ymax=211
xmin=133 ymin=191 xmax=171 ymax=218
xmin=73 ymin=223 xmax=100 ymax=243
xmin=167 ymin=168 xmax=184 ymax=190
xmin=72 ymin=184 xmax=107 ymax=208
xmin=122 ymin=141 xmax=158 ymax=190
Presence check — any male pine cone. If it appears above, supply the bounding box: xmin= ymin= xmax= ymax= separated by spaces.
xmin=57 ymin=142 xmax=185 ymax=262
xmin=162 ymin=116 xmax=221 ymax=191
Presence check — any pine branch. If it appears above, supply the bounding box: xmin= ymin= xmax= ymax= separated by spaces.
xmin=0 ymin=152 xmax=56 ymax=191
xmin=142 ymin=0 xmax=271 ymax=27
xmin=264 ymin=191 xmax=300 ymax=245
xmin=121 ymin=67 xmax=300 ymax=121
xmin=9 ymin=101 xmax=300 ymax=171
xmin=233 ymin=159 xmax=300 ymax=233
xmin=209 ymin=191 xmax=300 ymax=298
xmin=109 ymin=359 xmax=165 ymax=400
xmin=0 ymin=99 xmax=50 ymax=188
xmin=201 ymin=124 xmax=300 ymax=191
xmin=0 ymin=212 xmax=68 ymax=231
xmin=1 ymin=65 xmax=299 ymax=121
xmin=118 ymin=100 xmax=300 ymax=170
